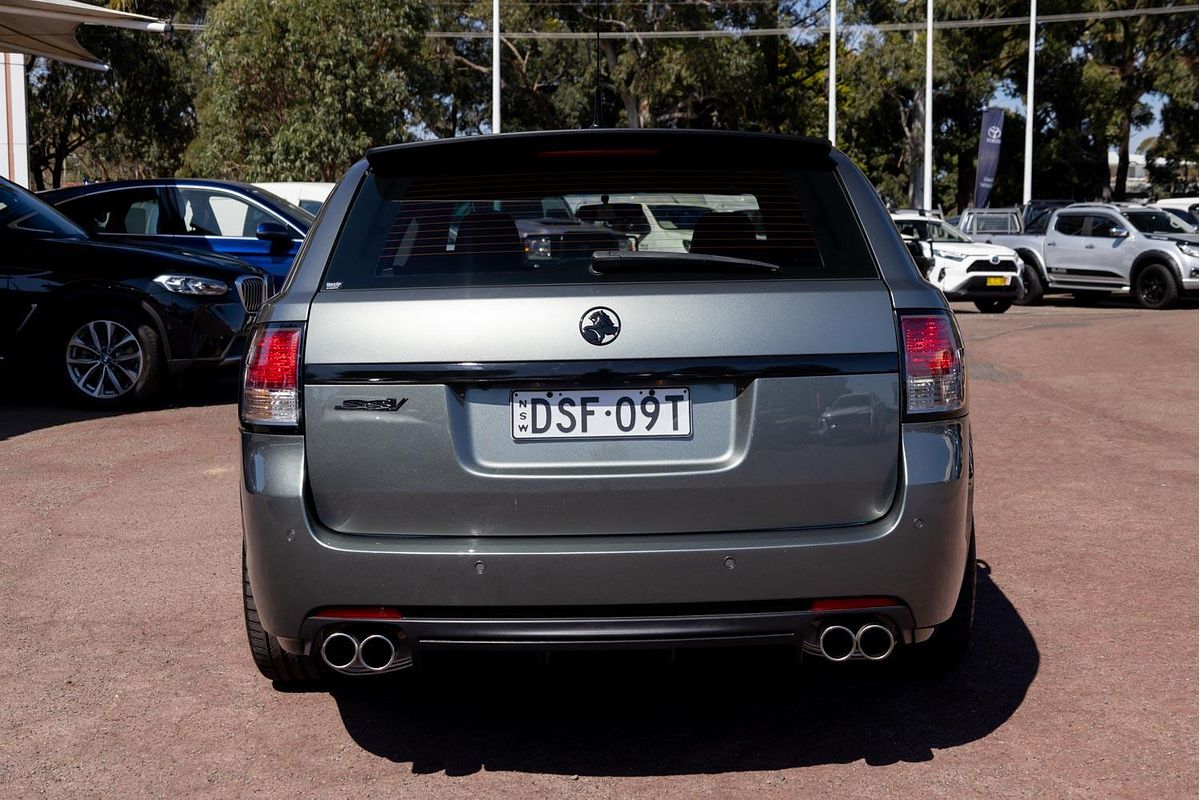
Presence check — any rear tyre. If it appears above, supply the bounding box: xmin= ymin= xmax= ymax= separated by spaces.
xmin=243 ymin=545 xmax=322 ymax=685
xmin=1134 ymin=264 xmax=1179 ymax=310
xmin=1071 ymin=290 xmax=1111 ymax=306
xmin=59 ymin=310 xmax=163 ymax=408
xmin=1015 ymin=263 xmax=1043 ymax=306
xmin=973 ymin=300 xmax=1012 ymax=314
xmin=912 ymin=530 xmax=976 ymax=672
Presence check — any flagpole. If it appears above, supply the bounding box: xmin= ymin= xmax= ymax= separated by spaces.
xmin=1023 ymin=0 xmax=1037 ymax=204
xmin=492 ymin=0 xmax=501 ymax=134
xmin=923 ymin=0 xmax=933 ymax=210
xmin=828 ymin=0 xmax=837 ymax=144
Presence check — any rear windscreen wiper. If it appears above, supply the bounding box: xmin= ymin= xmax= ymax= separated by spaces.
xmin=590 ymin=250 xmax=781 ymax=276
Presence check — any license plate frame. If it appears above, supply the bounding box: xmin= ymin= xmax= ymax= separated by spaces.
xmin=511 ymin=387 xmax=693 ymax=441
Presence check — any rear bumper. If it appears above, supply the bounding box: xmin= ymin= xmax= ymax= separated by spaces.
xmin=241 ymin=419 xmax=973 ymax=653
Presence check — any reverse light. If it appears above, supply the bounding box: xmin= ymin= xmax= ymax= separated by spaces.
xmin=901 ymin=313 xmax=964 ymax=416
xmin=153 ymin=274 xmax=229 ymax=295
xmin=241 ymin=324 xmax=302 ymax=427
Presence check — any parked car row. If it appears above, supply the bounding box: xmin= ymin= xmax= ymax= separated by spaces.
xmin=0 ymin=178 xmax=267 ymax=406
xmin=958 ymin=202 xmax=1199 ymax=310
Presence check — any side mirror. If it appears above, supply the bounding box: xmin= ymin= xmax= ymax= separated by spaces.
xmin=256 ymin=220 xmax=292 ymax=242
xmin=1109 ymin=226 xmax=1129 ymax=239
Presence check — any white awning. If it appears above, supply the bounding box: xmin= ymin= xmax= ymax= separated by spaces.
xmin=0 ymin=0 xmax=174 ymax=70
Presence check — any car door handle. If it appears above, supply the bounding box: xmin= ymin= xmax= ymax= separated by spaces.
xmin=1047 ymin=242 xmax=1057 ymax=246
xmin=1084 ymin=244 xmax=1095 ymax=249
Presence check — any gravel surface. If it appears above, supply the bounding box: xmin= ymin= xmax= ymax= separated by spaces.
xmin=1 ymin=298 xmax=1195 ymax=798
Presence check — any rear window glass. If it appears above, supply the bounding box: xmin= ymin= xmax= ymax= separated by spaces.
xmin=323 ymin=166 xmax=877 ymax=289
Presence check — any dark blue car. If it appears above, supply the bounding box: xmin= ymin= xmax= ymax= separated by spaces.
xmin=41 ymin=179 xmax=314 ymax=288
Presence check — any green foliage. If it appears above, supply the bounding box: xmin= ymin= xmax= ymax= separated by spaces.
xmin=27 ymin=1 xmax=202 ymax=189
xmin=23 ymin=0 xmax=1199 ymax=201
xmin=183 ymin=0 xmax=430 ymax=180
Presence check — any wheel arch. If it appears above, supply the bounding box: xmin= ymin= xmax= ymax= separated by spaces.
xmin=1130 ymin=251 xmax=1182 ymax=290
xmin=1014 ymin=247 xmax=1045 ymax=278
xmin=24 ymin=286 xmax=172 ymax=361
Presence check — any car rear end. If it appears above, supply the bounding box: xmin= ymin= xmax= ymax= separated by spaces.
xmin=239 ymin=131 xmax=974 ymax=678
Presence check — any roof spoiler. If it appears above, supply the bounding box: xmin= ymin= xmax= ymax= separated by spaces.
xmin=365 ymin=130 xmax=834 ymax=175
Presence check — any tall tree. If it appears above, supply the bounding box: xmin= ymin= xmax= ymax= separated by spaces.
xmin=185 ymin=0 xmax=431 ymax=180
xmin=26 ymin=0 xmax=204 ymax=189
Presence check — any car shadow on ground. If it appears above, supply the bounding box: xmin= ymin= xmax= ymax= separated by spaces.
xmin=952 ymin=295 xmax=1199 ymax=314
xmin=327 ymin=564 xmax=1037 ymax=775
xmin=0 ymin=373 xmax=238 ymax=441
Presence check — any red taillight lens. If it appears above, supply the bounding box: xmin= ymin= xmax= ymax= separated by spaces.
xmin=313 ymin=606 xmax=403 ymax=620
xmin=241 ymin=325 xmax=302 ymax=426
xmin=810 ymin=597 xmax=897 ymax=612
xmin=901 ymin=314 xmax=964 ymax=416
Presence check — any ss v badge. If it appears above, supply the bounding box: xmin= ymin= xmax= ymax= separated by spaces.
xmin=334 ymin=398 xmax=408 ymax=412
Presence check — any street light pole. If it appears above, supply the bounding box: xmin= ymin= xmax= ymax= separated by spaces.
xmin=828 ymin=0 xmax=836 ymax=144
xmin=1023 ymin=0 xmax=1037 ymax=204
xmin=923 ymin=0 xmax=933 ymax=210
xmin=492 ymin=0 xmax=501 ymax=134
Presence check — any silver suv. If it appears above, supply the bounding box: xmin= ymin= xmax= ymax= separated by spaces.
xmin=239 ymin=131 xmax=976 ymax=683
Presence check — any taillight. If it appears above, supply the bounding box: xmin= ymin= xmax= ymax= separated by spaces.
xmin=900 ymin=313 xmax=964 ymax=416
xmin=241 ymin=324 xmax=303 ymax=427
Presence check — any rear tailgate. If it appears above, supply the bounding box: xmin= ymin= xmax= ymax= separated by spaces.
xmin=300 ymin=132 xmax=900 ymax=537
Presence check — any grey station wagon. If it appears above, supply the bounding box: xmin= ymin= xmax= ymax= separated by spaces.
xmin=239 ymin=130 xmax=976 ymax=683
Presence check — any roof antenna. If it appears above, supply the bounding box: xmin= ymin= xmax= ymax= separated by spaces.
xmin=592 ymin=0 xmax=602 ymax=127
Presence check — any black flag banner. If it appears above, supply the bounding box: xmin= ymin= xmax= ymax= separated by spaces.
xmin=974 ymin=107 xmax=1005 ymax=208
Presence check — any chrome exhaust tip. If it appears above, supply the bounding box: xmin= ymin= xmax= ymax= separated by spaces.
xmin=320 ymin=632 xmax=359 ymax=671
xmin=358 ymin=634 xmax=397 ymax=672
xmin=855 ymin=623 xmax=896 ymax=661
xmin=818 ymin=625 xmax=857 ymax=662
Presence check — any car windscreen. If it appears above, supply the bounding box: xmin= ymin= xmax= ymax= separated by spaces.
xmin=322 ymin=166 xmax=877 ymax=289
xmin=0 ymin=182 xmax=88 ymax=239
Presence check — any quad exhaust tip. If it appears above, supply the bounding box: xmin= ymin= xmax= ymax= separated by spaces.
xmin=358 ymin=634 xmax=398 ymax=672
xmin=818 ymin=625 xmax=857 ymax=662
xmin=817 ymin=622 xmax=896 ymax=662
xmin=319 ymin=630 xmax=403 ymax=673
xmin=855 ymin=623 xmax=896 ymax=661
xmin=320 ymin=631 xmax=359 ymax=670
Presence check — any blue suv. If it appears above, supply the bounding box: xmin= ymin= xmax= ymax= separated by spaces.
xmin=42 ymin=179 xmax=314 ymax=289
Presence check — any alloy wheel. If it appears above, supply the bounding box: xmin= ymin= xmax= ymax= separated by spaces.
xmin=66 ymin=319 xmax=144 ymax=399
xmin=1139 ymin=273 xmax=1166 ymax=306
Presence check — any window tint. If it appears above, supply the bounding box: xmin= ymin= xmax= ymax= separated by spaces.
xmin=1124 ymin=210 xmax=1193 ymax=234
xmin=1083 ymin=215 xmax=1122 ymax=237
xmin=0 ymin=182 xmax=87 ymax=239
xmin=61 ymin=188 xmax=168 ymax=235
xmin=975 ymin=216 xmax=1016 ymax=233
xmin=1054 ymin=214 xmax=1087 ymax=236
xmin=647 ymin=204 xmax=711 ymax=231
xmin=175 ymin=189 xmax=280 ymax=237
xmin=323 ymin=166 xmax=877 ymax=290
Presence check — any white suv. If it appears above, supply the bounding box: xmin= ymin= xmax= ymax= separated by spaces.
xmin=893 ymin=212 xmax=1025 ymax=313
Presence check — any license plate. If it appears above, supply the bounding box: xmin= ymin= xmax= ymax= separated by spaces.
xmin=511 ymin=388 xmax=692 ymax=440
xmin=986 ymin=276 xmax=1008 ymax=286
